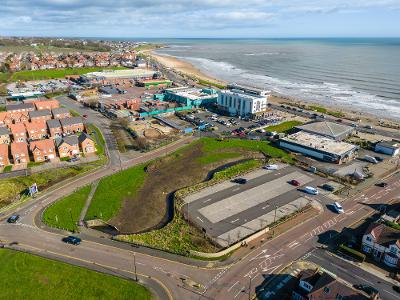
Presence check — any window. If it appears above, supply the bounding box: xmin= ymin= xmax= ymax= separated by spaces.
xmin=366 ymin=236 xmax=372 ymax=242
xmin=323 ymin=287 xmax=330 ymax=294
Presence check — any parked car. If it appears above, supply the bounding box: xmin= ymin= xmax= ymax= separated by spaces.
xmin=232 ymin=178 xmax=247 ymax=184
xmin=353 ymin=284 xmax=379 ymax=297
xmin=263 ymin=164 xmax=278 ymax=170
xmin=376 ymin=182 xmax=388 ymax=188
xmin=290 ymin=179 xmax=301 ymax=186
xmin=364 ymin=155 xmax=378 ymax=164
xmin=374 ymin=156 xmax=384 ymax=162
xmin=7 ymin=214 xmax=20 ymax=223
xmin=62 ymin=236 xmax=81 ymax=245
xmin=304 ymin=186 xmax=319 ymax=195
xmin=321 ymin=184 xmax=335 ymax=192
xmin=333 ymin=202 xmax=344 ymax=214
xmin=393 ymin=285 xmax=400 ymax=293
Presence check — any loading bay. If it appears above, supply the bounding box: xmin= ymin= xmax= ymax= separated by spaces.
xmin=183 ymin=165 xmax=331 ymax=247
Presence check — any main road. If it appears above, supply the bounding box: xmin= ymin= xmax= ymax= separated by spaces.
xmin=0 ymin=98 xmax=399 ymax=299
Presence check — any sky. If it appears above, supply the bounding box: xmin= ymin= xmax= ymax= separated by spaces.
xmin=1 ymin=0 xmax=400 ymax=38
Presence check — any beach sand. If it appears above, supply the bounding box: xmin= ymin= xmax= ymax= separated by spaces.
xmin=149 ymin=51 xmax=226 ymax=85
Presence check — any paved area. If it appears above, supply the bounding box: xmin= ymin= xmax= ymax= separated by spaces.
xmin=184 ymin=165 xmax=328 ymax=247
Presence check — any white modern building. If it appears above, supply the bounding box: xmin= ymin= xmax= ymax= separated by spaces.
xmin=217 ymin=85 xmax=269 ymax=117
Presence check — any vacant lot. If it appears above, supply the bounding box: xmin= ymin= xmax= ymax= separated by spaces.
xmin=0 ymin=249 xmax=151 ymax=300
xmin=0 ymin=165 xmax=95 ymax=208
xmin=43 ymin=185 xmax=92 ymax=232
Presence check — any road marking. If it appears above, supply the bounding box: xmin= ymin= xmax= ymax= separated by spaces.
xmin=197 ymin=217 xmax=204 ymax=223
xmin=234 ymin=287 xmax=245 ymax=298
xmin=288 ymin=241 xmax=298 ymax=248
xmin=228 ymin=281 xmax=240 ymax=292
xmin=203 ymin=198 xmax=212 ymax=203
xmin=262 ymin=204 xmax=270 ymax=210
xmin=231 ymin=218 xmax=240 ymax=223
xmin=353 ymin=274 xmax=374 ymax=285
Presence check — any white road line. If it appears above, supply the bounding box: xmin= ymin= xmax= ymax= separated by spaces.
xmin=383 ymin=289 xmax=400 ymax=299
xmin=234 ymin=287 xmax=245 ymax=298
xmin=228 ymin=281 xmax=240 ymax=292
xmin=231 ymin=218 xmax=240 ymax=223
xmin=262 ymin=204 xmax=270 ymax=210
xmin=203 ymin=198 xmax=212 ymax=203
xmin=353 ymin=274 xmax=374 ymax=285
xmin=197 ymin=217 xmax=204 ymax=223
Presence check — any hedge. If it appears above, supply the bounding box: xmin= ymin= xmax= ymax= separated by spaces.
xmin=339 ymin=244 xmax=366 ymax=262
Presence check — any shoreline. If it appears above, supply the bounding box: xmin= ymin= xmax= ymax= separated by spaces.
xmin=148 ymin=50 xmax=400 ymax=128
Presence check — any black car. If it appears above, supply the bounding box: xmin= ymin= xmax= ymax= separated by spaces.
xmin=62 ymin=236 xmax=81 ymax=245
xmin=376 ymin=182 xmax=388 ymax=188
xmin=393 ymin=285 xmax=400 ymax=293
xmin=7 ymin=215 xmax=20 ymax=223
xmin=375 ymin=156 xmax=384 ymax=162
xmin=321 ymin=184 xmax=335 ymax=192
xmin=353 ymin=284 xmax=379 ymax=296
xmin=233 ymin=178 xmax=247 ymax=184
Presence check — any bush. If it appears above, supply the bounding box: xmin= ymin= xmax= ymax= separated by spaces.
xmin=339 ymin=244 xmax=366 ymax=262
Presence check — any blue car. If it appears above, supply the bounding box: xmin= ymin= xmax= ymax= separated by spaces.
xmin=62 ymin=236 xmax=81 ymax=245
xmin=7 ymin=215 xmax=20 ymax=223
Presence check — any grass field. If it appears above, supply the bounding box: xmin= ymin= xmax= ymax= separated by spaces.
xmin=85 ymin=164 xmax=147 ymax=221
xmin=0 ymin=66 xmax=126 ymax=82
xmin=0 ymin=249 xmax=151 ymax=300
xmin=87 ymin=124 xmax=106 ymax=156
xmin=264 ymin=121 xmax=303 ymax=133
xmin=43 ymin=185 xmax=92 ymax=232
xmin=0 ymin=165 xmax=95 ymax=208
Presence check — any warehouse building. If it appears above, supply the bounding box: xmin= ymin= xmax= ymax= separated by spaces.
xmin=295 ymin=121 xmax=354 ymax=141
xmin=81 ymin=69 xmax=157 ymax=81
xmin=375 ymin=140 xmax=400 ymax=156
xmin=164 ymin=87 xmax=217 ymax=107
xmin=279 ymin=131 xmax=359 ymax=164
xmin=217 ymin=85 xmax=269 ymax=117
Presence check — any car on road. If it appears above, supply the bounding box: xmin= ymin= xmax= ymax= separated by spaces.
xmin=353 ymin=284 xmax=379 ymax=297
xmin=232 ymin=178 xmax=247 ymax=184
xmin=303 ymin=186 xmax=319 ymax=195
xmin=333 ymin=202 xmax=344 ymax=214
xmin=321 ymin=184 xmax=335 ymax=192
xmin=263 ymin=164 xmax=278 ymax=170
xmin=62 ymin=236 xmax=81 ymax=245
xmin=7 ymin=215 xmax=20 ymax=223
xmin=289 ymin=179 xmax=301 ymax=186
xmin=376 ymin=182 xmax=388 ymax=188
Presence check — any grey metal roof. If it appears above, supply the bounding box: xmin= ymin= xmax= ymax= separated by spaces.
xmin=0 ymin=126 xmax=10 ymax=136
xmin=6 ymin=102 xmax=35 ymax=111
xmin=60 ymin=116 xmax=83 ymax=127
xmin=55 ymin=135 xmax=79 ymax=147
xmin=376 ymin=140 xmax=399 ymax=150
xmin=29 ymin=109 xmax=52 ymax=118
xmin=46 ymin=119 xmax=61 ymax=129
xmin=52 ymin=107 xmax=70 ymax=116
xmin=295 ymin=121 xmax=353 ymax=140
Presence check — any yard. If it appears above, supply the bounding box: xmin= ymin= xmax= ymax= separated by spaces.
xmin=264 ymin=120 xmax=303 ymax=133
xmin=0 ymin=165 xmax=95 ymax=208
xmin=0 ymin=249 xmax=151 ymax=300
xmin=43 ymin=185 xmax=92 ymax=232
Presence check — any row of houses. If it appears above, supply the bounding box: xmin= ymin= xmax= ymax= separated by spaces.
xmin=0 ymin=132 xmax=96 ymax=167
xmin=0 ymin=116 xmax=84 ymax=144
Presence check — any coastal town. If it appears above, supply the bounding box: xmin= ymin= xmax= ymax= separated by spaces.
xmin=0 ymin=36 xmax=399 ymax=300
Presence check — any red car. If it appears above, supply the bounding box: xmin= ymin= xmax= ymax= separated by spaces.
xmin=290 ymin=179 xmax=300 ymax=186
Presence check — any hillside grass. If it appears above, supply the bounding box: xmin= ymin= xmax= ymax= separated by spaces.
xmin=43 ymin=185 xmax=92 ymax=232
xmin=0 ymin=249 xmax=152 ymax=300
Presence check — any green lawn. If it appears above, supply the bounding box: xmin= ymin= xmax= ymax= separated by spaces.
xmin=197 ymin=152 xmax=242 ymax=165
xmin=87 ymin=124 xmax=106 ymax=156
xmin=85 ymin=164 xmax=147 ymax=221
xmin=0 ymin=165 xmax=95 ymax=208
xmin=264 ymin=121 xmax=303 ymax=133
xmin=0 ymin=249 xmax=151 ymax=300
xmin=0 ymin=67 xmax=126 ymax=82
xmin=43 ymin=185 xmax=92 ymax=232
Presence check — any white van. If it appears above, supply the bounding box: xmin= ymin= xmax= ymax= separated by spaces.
xmin=304 ymin=186 xmax=319 ymax=195
xmin=333 ymin=202 xmax=344 ymax=214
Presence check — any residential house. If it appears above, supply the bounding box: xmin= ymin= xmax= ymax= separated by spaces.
xmin=78 ymin=132 xmax=96 ymax=154
xmin=47 ymin=119 xmax=63 ymax=138
xmin=25 ymin=121 xmax=48 ymax=141
xmin=0 ymin=144 xmax=9 ymax=166
xmin=55 ymin=135 xmax=80 ymax=158
xmin=0 ymin=112 xmax=13 ymax=126
xmin=29 ymin=139 xmax=56 ymax=162
xmin=11 ymin=142 xmax=29 ymax=164
xmin=292 ymin=268 xmax=369 ymax=300
xmin=0 ymin=127 xmax=11 ymax=144
xmin=33 ymin=99 xmax=60 ymax=111
xmin=51 ymin=107 xmax=71 ymax=119
xmin=6 ymin=103 xmax=35 ymax=113
xmin=29 ymin=109 xmax=52 ymax=122
xmin=9 ymin=111 xmax=29 ymax=124
xmin=9 ymin=123 xmax=27 ymax=142
xmin=362 ymin=222 xmax=400 ymax=268
xmin=60 ymin=117 xmax=84 ymax=134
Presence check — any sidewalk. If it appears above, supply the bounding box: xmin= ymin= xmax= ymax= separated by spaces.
xmin=79 ymin=180 xmax=99 ymax=222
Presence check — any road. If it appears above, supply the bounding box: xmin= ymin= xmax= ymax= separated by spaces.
xmin=308 ymin=248 xmax=400 ymax=300
xmin=0 ymin=97 xmax=399 ymax=299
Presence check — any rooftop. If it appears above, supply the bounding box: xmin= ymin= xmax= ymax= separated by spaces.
xmin=296 ymin=121 xmax=353 ymax=140
xmin=0 ymin=126 xmax=10 ymax=136
xmin=55 ymin=135 xmax=79 ymax=147
xmin=29 ymin=109 xmax=52 ymax=118
xmin=52 ymin=107 xmax=70 ymax=115
xmin=281 ymin=131 xmax=358 ymax=156
xmin=83 ymin=69 xmax=156 ymax=79
xmin=47 ymin=119 xmax=61 ymax=129
xmin=219 ymin=88 xmax=269 ymax=101
xmin=376 ymin=140 xmax=400 ymax=150
xmin=166 ymin=87 xmax=217 ymax=101
xmin=60 ymin=117 xmax=83 ymax=127
xmin=6 ymin=103 xmax=35 ymax=111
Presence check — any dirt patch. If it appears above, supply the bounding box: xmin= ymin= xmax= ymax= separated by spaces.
xmin=109 ymin=142 xmax=258 ymax=233
xmin=143 ymin=128 xmax=161 ymax=138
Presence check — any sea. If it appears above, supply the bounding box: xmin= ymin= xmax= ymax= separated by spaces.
xmin=150 ymin=38 xmax=400 ymax=120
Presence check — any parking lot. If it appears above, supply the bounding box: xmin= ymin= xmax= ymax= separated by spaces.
xmin=183 ymin=164 xmax=331 ymax=247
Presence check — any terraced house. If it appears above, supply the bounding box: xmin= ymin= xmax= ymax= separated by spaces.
xmin=29 ymin=139 xmax=56 ymax=162
xmin=25 ymin=121 xmax=48 ymax=141
xmin=9 ymin=123 xmax=27 ymax=142
xmin=0 ymin=127 xmax=11 ymax=144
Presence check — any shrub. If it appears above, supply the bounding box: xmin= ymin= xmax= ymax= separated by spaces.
xmin=339 ymin=244 xmax=366 ymax=262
